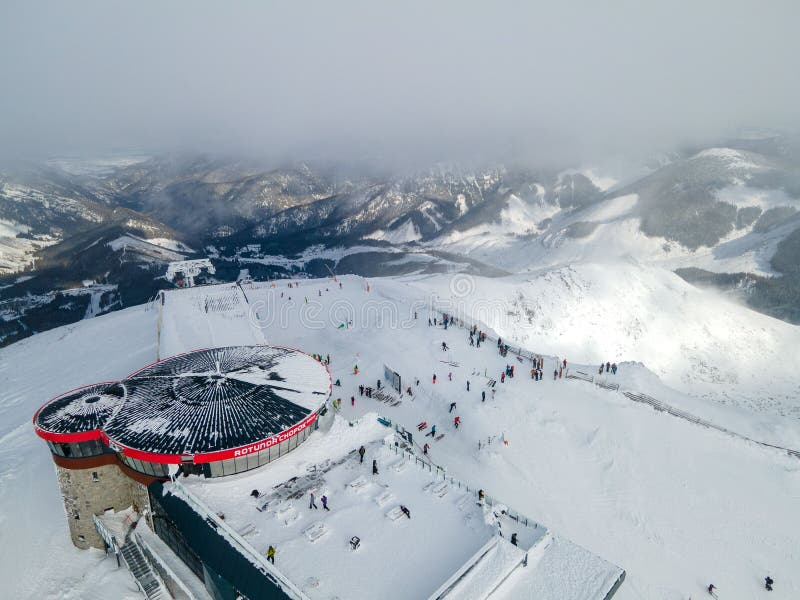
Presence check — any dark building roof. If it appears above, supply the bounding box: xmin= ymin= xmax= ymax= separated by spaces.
xmin=34 ymin=346 xmax=331 ymax=463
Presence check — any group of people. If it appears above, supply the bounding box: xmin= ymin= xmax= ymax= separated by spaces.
xmin=358 ymin=384 xmax=378 ymax=398
xmin=599 ymin=361 xmax=618 ymax=375
xmin=311 ymin=352 xmax=331 ymax=365
xmin=468 ymin=325 xmax=487 ymax=347
xmin=308 ymin=491 xmax=330 ymax=511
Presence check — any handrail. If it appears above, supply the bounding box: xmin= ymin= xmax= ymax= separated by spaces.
xmin=431 ymin=309 xmax=800 ymax=461
xmin=135 ymin=529 xmax=203 ymax=600
xmin=94 ymin=514 xmax=161 ymax=599
xmin=169 ymin=478 xmax=312 ymax=600
xmin=381 ymin=438 xmax=543 ymax=531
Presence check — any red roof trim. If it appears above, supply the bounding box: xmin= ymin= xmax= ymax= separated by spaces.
xmin=33 ymin=346 xmax=330 ymax=460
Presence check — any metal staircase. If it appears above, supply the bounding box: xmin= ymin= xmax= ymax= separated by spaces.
xmin=93 ymin=514 xmax=168 ymax=600
xmin=119 ymin=538 xmax=167 ymax=599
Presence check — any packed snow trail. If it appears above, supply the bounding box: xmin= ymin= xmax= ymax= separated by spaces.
xmin=431 ymin=307 xmax=800 ymax=461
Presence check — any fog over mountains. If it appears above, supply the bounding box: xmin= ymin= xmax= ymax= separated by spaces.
xmin=2 ymin=132 xmax=800 ymax=345
xmin=1 ymin=1 xmax=799 ymax=344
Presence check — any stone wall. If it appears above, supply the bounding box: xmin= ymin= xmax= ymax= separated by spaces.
xmin=56 ymin=461 xmax=150 ymax=550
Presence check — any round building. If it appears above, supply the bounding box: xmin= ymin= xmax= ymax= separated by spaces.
xmin=33 ymin=345 xmax=331 ymax=548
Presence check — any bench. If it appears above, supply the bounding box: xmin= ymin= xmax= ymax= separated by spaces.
xmin=374 ymin=491 xmax=394 ymax=507
xmin=303 ymin=522 xmax=329 ymax=542
xmin=385 ymin=506 xmax=405 ymax=521
xmin=348 ymin=476 xmax=369 ymax=492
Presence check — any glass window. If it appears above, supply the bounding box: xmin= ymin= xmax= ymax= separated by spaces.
xmin=209 ymin=461 xmax=223 ymax=478
xmin=258 ymin=448 xmax=270 ymax=467
xmin=279 ymin=439 xmax=290 ymax=457
xmin=247 ymin=453 xmax=259 ymax=471
xmin=221 ymin=459 xmax=236 ymax=476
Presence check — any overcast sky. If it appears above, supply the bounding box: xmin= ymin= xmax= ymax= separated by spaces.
xmin=1 ymin=0 xmax=798 ymax=165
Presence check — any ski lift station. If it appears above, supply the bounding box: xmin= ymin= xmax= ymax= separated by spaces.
xmin=32 ymin=282 xmax=625 ymax=600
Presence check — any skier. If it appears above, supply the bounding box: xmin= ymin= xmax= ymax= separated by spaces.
xmin=500 ymin=372 xmax=505 ymax=383
xmin=309 ymin=492 xmax=318 ymax=509
xmin=358 ymin=445 xmax=366 ymax=463
xmin=423 ymin=443 xmax=430 ymax=455
xmin=433 ymin=374 xmax=437 ymax=384
xmin=377 ymin=379 xmax=381 ymax=389
xmin=611 ymin=363 xmax=617 ymax=374
xmin=466 ymin=380 xmax=470 ymax=391
xmin=448 ymin=372 xmax=452 ymax=381
xmin=478 ymin=489 xmax=485 ymax=503
xmin=765 ymin=576 xmax=774 ymax=591
xmin=563 ymin=358 xmax=567 ymax=368
xmin=606 ymin=361 xmax=611 ymax=373
xmin=511 ymin=533 xmax=518 ymax=546
xmin=372 ymin=459 xmax=379 ymax=475
xmin=406 ymin=386 xmax=412 ymax=395
xmin=554 ymin=369 xmax=558 ymax=380
xmin=426 ymin=425 xmax=437 ymax=437
xmin=599 ymin=364 xmax=604 ymax=375
xmin=321 ymin=495 xmax=329 ymax=511
xmin=428 ymin=318 xmax=432 ymax=326
xmin=707 ymin=583 xmax=717 ymax=598
xmin=334 ymin=378 xmax=341 ymax=387
xmin=354 ymin=365 xmax=359 ymax=375
xmin=400 ymin=505 xmax=411 ymax=519
xmin=267 ymin=545 xmax=276 ymax=564
xmin=481 ymin=390 xmax=486 ymax=402
xmin=454 ymin=416 xmax=460 ymax=429
xmin=351 ymin=396 xmax=355 ymax=407
xmin=449 ymin=402 xmax=456 ymax=413
xmin=359 ymin=385 xmax=364 ymax=396
xmin=558 ymin=366 xmax=562 ymax=379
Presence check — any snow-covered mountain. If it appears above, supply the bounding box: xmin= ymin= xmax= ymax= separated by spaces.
xmin=2 ymin=135 xmax=800 ymax=346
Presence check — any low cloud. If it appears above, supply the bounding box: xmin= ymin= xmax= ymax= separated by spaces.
xmin=1 ymin=1 xmax=798 ymax=165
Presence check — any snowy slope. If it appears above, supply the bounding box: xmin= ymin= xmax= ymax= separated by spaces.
xmin=2 ymin=275 xmax=799 ymax=599
xmin=0 ymin=305 xmax=158 ymax=600
xmin=389 ymin=263 xmax=800 ymax=424
xmin=429 ymin=148 xmax=800 ymax=278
